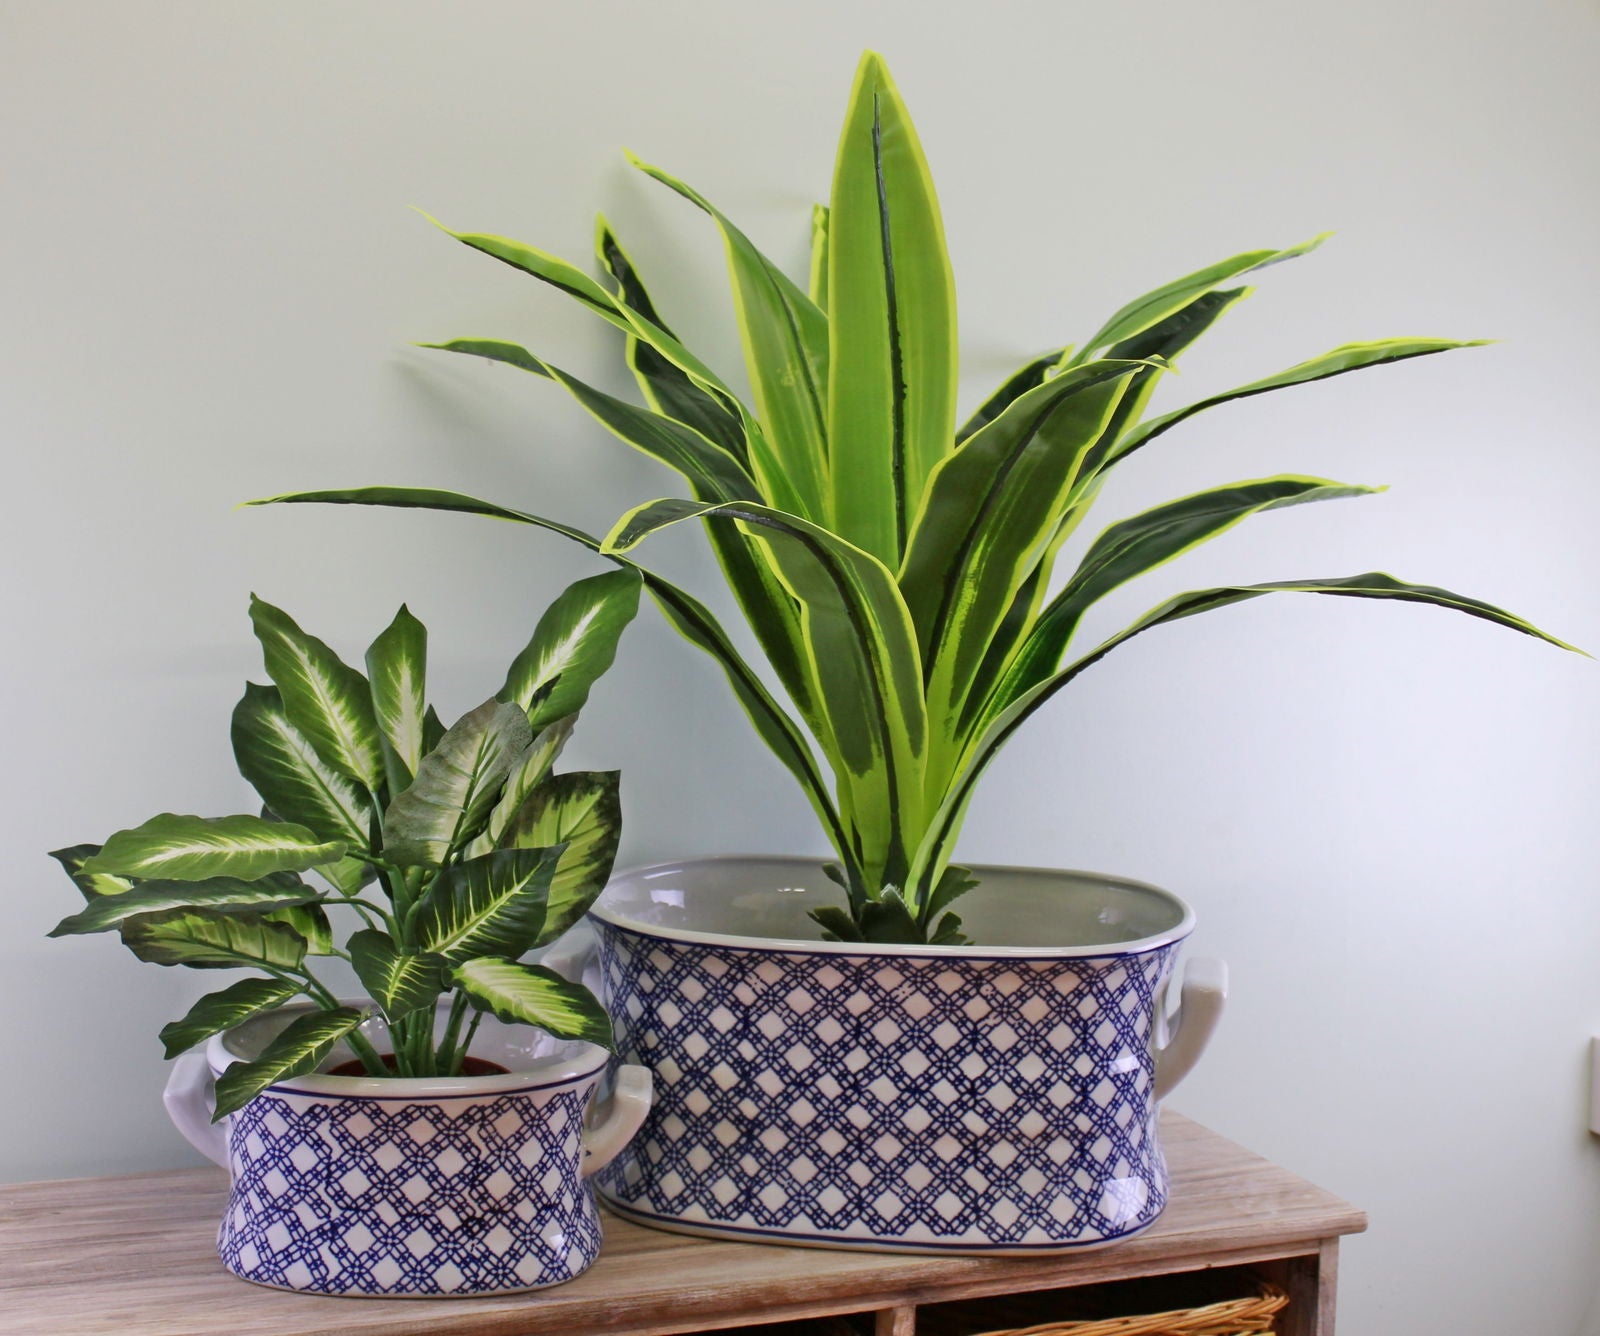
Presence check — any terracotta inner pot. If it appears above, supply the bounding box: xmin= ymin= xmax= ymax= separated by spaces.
xmin=325 ymin=1054 xmax=511 ymax=1078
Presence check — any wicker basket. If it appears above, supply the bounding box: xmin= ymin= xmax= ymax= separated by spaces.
xmin=970 ymin=1282 xmax=1288 ymax=1336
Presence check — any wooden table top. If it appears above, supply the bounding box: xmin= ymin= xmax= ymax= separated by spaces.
xmin=0 ymin=1112 xmax=1365 ymax=1336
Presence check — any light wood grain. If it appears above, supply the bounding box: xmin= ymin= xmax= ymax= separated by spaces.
xmin=0 ymin=1112 xmax=1364 ymax=1336
xmin=875 ymin=1308 xmax=917 ymax=1336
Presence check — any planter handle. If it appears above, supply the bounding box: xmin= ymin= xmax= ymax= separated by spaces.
xmin=163 ymin=1050 xmax=231 ymax=1169
xmin=1153 ymin=956 xmax=1228 ymax=1101
xmin=582 ymin=1064 xmax=653 ymax=1177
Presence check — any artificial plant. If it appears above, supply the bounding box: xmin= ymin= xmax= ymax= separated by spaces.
xmin=50 ymin=573 xmax=639 ymax=1116
xmin=252 ymin=51 xmax=1575 ymax=946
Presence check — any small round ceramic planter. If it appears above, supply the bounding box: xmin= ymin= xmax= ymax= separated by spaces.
xmin=163 ymin=1003 xmax=652 ymax=1297
xmin=547 ymin=857 xmax=1226 ymax=1256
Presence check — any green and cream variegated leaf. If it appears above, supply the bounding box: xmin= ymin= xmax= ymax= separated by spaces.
xmin=409 ymin=845 xmax=565 ymax=963
xmin=232 ymin=683 xmax=375 ymax=847
xmin=212 ymin=1007 xmax=368 ymax=1120
xmin=1105 ymin=338 xmax=1490 ymax=471
xmin=120 ymin=906 xmax=310 ymax=971
xmin=48 ymin=844 xmax=134 ymax=901
xmin=899 ymin=360 xmax=1143 ymax=761
xmin=988 ymin=476 xmax=1384 ymax=715
xmin=249 ymin=596 xmax=385 ymax=790
xmin=495 ymin=770 xmax=621 ymax=944
xmin=594 ymin=217 xmax=748 ymax=460
xmin=629 ymin=152 xmax=830 ymax=523
xmin=49 ymin=875 xmax=323 ymax=937
xmin=83 ymin=814 xmax=345 ymax=883
xmin=159 ymin=977 xmax=299 ymax=1059
xmin=808 ymin=204 xmax=829 ymax=311
xmin=499 ymin=568 xmax=642 ymax=730
xmin=348 ymin=929 xmax=448 ymax=1021
xmin=471 ymin=715 xmax=576 ymax=855
xmin=452 ymin=958 xmax=612 ymax=1049
xmin=421 ymin=339 xmax=757 ymax=506
xmin=365 ymin=604 xmax=429 ymax=790
xmin=267 ymin=902 xmax=334 ymax=955
xmin=245 ymin=487 xmax=850 ymax=878
xmin=382 ymin=699 xmax=532 ymax=867
xmin=827 ymin=51 xmax=959 ymax=565
xmin=913 ymin=572 xmax=1581 ymax=895
xmin=1074 ymin=233 xmax=1328 ymax=362
xmin=954 ymin=349 xmax=1070 ymax=445
xmin=606 ymin=496 xmax=927 ymax=894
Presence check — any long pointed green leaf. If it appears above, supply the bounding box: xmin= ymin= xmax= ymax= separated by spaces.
xmin=827 ymin=51 xmax=959 ymax=564
xmin=495 ymin=770 xmax=621 ymax=944
xmin=499 ymin=568 xmax=642 ymax=730
xmin=212 ymin=1008 xmax=367 ymax=1120
xmin=629 ymin=152 xmax=831 ymax=523
xmin=84 ymin=814 xmax=344 ymax=883
xmin=245 ymin=486 xmax=853 ymax=885
xmin=49 ymin=844 xmax=133 ymax=902
xmin=423 ymin=214 xmax=803 ymax=514
xmin=606 ymin=495 xmax=926 ymax=895
xmin=990 ymin=476 xmax=1383 ymax=714
xmin=898 ymin=360 xmax=1143 ymax=760
xmin=410 ymin=845 xmax=565 ymax=963
xmin=159 ymin=978 xmax=300 ymax=1059
xmin=383 ymin=699 xmax=532 ymax=867
xmin=365 ymin=605 xmax=428 ymax=790
xmin=1105 ymin=338 xmax=1490 ymax=469
xmin=1075 ymin=233 xmax=1329 ymax=362
xmin=420 ymin=339 xmax=757 ymax=504
xmin=348 ymin=929 xmax=448 ymax=1021
xmin=914 ymin=572 xmax=1581 ymax=893
xmin=249 ymin=596 xmax=384 ymax=790
xmin=955 ymin=349 xmax=1069 ymax=446
xmin=50 ymin=875 xmax=323 ymax=937
xmin=808 ymin=204 xmax=829 ymax=310
xmin=121 ymin=906 xmax=310 ymax=971
xmin=594 ymin=217 xmax=748 ymax=460
xmin=232 ymin=683 xmax=376 ymax=846
xmin=452 ymin=958 xmax=612 ymax=1049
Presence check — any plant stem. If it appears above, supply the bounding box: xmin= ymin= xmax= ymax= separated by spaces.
xmin=435 ymin=992 xmax=469 ymax=1073
xmin=450 ymin=1008 xmax=485 ymax=1076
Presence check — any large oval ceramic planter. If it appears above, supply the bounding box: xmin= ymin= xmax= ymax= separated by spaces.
xmin=547 ymin=857 xmax=1225 ymax=1255
xmin=163 ymin=1002 xmax=652 ymax=1297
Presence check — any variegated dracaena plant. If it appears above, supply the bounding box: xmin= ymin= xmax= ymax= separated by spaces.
xmin=250 ymin=51 xmax=1577 ymax=947
xmin=49 ymin=574 xmax=640 ymax=1116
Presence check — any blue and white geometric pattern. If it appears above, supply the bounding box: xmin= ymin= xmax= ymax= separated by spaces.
xmin=593 ymin=923 xmax=1179 ymax=1253
xmin=216 ymin=1081 xmax=603 ymax=1295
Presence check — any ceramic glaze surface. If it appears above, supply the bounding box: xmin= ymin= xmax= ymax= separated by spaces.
xmin=568 ymin=858 xmax=1222 ymax=1255
xmin=163 ymin=1004 xmax=653 ymax=1296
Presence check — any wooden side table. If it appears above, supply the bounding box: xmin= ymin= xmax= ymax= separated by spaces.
xmin=0 ymin=1113 xmax=1364 ymax=1336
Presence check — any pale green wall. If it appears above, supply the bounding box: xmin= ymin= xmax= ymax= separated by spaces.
xmin=5 ymin=3 xmax=1598 ymax=1332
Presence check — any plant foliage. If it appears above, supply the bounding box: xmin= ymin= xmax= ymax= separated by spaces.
xmin=251 ymin=51 xmax=1576 ymax=945
xmin=51 ymin=578 xmax=639 ymax=1115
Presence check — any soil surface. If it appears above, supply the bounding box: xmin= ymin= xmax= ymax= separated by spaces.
xmin=325 ymin=1054 xmax=511 ymax=1078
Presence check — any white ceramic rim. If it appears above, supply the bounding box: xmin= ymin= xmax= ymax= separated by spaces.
xmin=590 ymin=854 xmax=1198 ymax=959
xmin=206 ymin=1000 xmax=611 ymax=1099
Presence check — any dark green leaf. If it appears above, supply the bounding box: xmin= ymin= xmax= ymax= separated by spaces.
xmin=410 ymin=845 xmax=565 ymax=963
xmin=249 ymin=596 xmax=384 ymax=790
xmin=49 ymin=844 xmax=134 ymax=902
xmin=212 ymin=1007 xmax=367 ymax=1120
xmin=232 ymin=683 xmax=376 ymax=846
xmin=159 ymin=978 xmax=299 ymax=1059
xmin=382 ymin=699 xmax=533 ymax=867
xmin=499 ymin=569 xmax=642 ymax=729
xmin=495 ymin=770 xmax=621 ymax=944
xmin=348 ymin=929 xmax=448 ymax=1021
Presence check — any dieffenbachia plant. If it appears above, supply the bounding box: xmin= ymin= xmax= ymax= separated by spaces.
xmin=49 ymin=574 xmax=640 ymax=1116
xmin=250 ymin=51 xmax=1577 ymax=946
